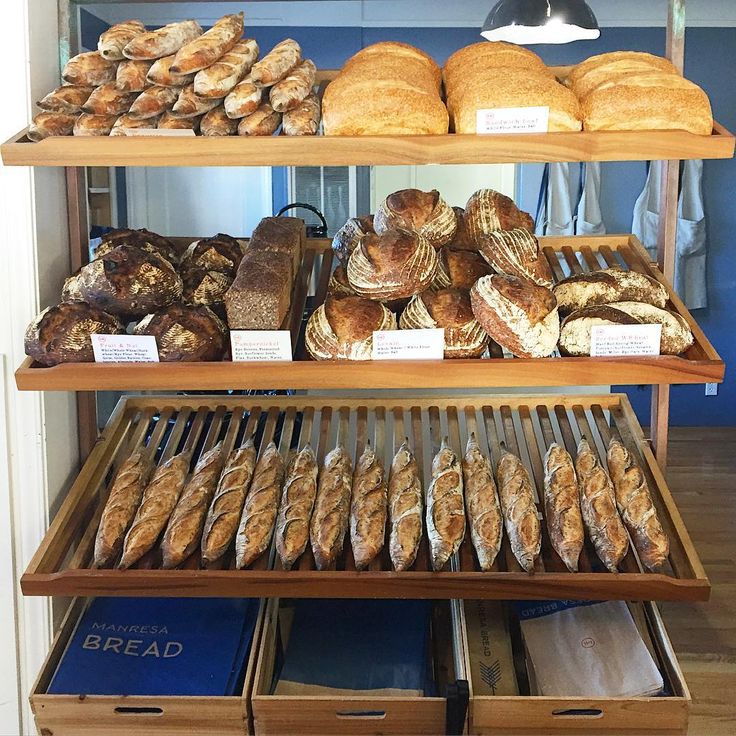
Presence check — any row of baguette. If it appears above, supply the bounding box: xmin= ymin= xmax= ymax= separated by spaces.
xmin=94 ymin=422 xmax=669 ymax=574
xmin=29 ymin=14 xmax=321 ymax=140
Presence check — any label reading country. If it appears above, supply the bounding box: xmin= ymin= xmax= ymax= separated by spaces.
xmin=92 ymin=334 xmax=159 ymax=362
xmin=590 ymin=324 xmax=662 ymax=357
xmin=231 ymin=330 xmax=292 ymax=361
xmin=476 ymin=106 xmax=550 ymax=135
xmin=373 ymin=329 xmax=444 ymax=360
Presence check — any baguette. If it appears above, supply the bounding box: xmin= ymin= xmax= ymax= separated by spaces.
xmin=496 ymin=446 xmax=541 ymax=573
xmin=158 ymin=111 xmax=200 ymax=131
xmin=110 ymin=114 xmax=159 ymax=135
xmin=98 ymin=19 xmax=146 ymax=60
xmin=251 ymin=39 xmax=301 ymax=87
xmin=94 ymin=451 xmax=152 ymax=568
xmin=170 ymin=12 xmax=244 ymax=74
xmin=270 ymin=59 xmax=317 ymax=112
xmin=237 ymin=103 xmax=281 ymax=136
xmin=575 ymin=438 xmax=629 ymax=572
xmin=123 ymin=20 xmax=203 ymax=61
xmin=160 ymin=442 xmax=225 ymax=568
xmin=543 ymin=443 xmax=584 ymax=572
xmin=607 ymin=437 xmax=669 ymax=570
xmin=462 ymin=433 xmax=502 ymax=571
xmin=146 ymin=54 xmax=195 ymax=88
xmin=129 ymin=85 xmax=180 ymax=118
xmin=350 ymin=442 xmax=388 ymax=570
xmin=200 ymin=105 xmax=238 ymax=136
xmin=310 ymin=444 xmax=353 ymax=570
xmin=116 ymin=59 xmax=153 ymax=92
xmin=83 ymin=82 xmax=138 ymax=116
xmin=387 ymin=440 xmax=423 ymax=571
xmin=426 ymin=437 xmax=465 ymax=571
xmin=235 ymin=441 xmax=285 ymax=568
xmin=62 ymin=51 xmax=117 ymax=87
xmin=224 ymin=77 xmax=262 ymax=119
xmin=201 ymin=439 xmax=257 ymax=564
xmin=28 ymin=112 xmax=77 ymax=141
xmin=118 ymin=450 xmax=192 ymax=569
xmin=194 ymin=39 xmax=259 ymax=98
xmin=275 ymin=444 xmax=319 ymax=569
xmin=38 ymin=85 xmax=94 ymax=114
xmin=172 ymin=84 xmax=220 ymax=117
xmin=73 ymin=113 xmax=118 ymax=136
xmin=282 ymin=92 xmax=321 ymax=135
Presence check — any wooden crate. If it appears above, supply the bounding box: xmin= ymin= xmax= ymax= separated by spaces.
xmin=30 ymin=597 xmax=265 ymax=736
xmin=21 ymin=393 xmax=709 ymax=602
xmin=465 ymin=601 xmax=690 ymax=735
xmin=250 ymin=599 xmax=458 ymax=736
xmin=14 ymin=235 xmax=724 ymax=391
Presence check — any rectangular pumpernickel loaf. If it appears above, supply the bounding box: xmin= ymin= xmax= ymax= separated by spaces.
xmin=247 ymin=216 xmax=304 ymax=279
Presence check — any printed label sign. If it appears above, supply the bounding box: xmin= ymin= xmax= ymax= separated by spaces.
xmin=372 ymin=329 xmax=444 ymax=361
xmin=590 ymin=324 xmax=662 ymax=357
xmin=92 ymin=334 xmax=159 ymax=363
xmin=230 ymin=331 xmax=293 ymax=362
xmin=122 ymin=128 xmax=196 ymax=137
xmin=476 ymin=106 xmax=550 ymax=134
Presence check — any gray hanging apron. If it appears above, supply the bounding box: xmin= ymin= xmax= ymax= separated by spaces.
xmin=576 ymin=162 xmax=606 ymax=235
xmin=535 ymin=162 xmax=575 ymax=236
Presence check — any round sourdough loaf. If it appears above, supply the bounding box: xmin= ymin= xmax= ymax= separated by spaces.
xmin=432 ymin=247 xmax=492 ymax=291
xmin=477 ymin=228 xmax=553 ymax=288
xmin=134 ymin=303 xmax=227 ymax=361
xmin=347 ymin=228 xmax=437 ymax=300
xmin=374 ymin=189 xmax=457 ymax=249
xmin=95 ymin=228 xmax=179 ymax=266
xmin=61 ymin=270 xmax=84 ymax=302
xmin=181 ymin=267 xmax=233 ymax=309
xmin=470 ymin=274 xmax=559 ymax=358
xmin=568 ymin=51 xmax=678 ymax=96
xmin=448 ymin=207 xmax=477 ymax=250
xmin=464 ymin=189 xmax=535 ymax=241
xmin=400 ymin=288 xmax=488 ymax=359
xmin=305 ymin=295 xmax=396 ymax=360
xmin=331 ymin=215 xmax=374 ymax=265
xmin=180 ymin=233 xmax=243 ymax=275
xmin=327 ymin=265 xmax=356 ymax=298
xmin=25 ymin=301 xmax=123 ymax=365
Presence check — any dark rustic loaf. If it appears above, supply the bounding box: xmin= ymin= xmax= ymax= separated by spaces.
xmin=95 ymin=228 xmax=179 ymax=266
xmin=374 ymin=189 xmax=457 ymax=249
xmin=464 ymin=189 xmax=535 ymax=241
xmin=433 ymin=247 xmax=493 ymax=290
xmin=180 ymin=233 xmax=243 ymax=275
xmin=181 ymin=267 xmax=233 ymax=311
xmin=477 ymin=228 xmax=554 ymax=288
xmin=331 ymin=215 xmax=374 ymax=265
xmin=25 ymin=301 xmax=123 ymax=365
xmin=247 ymin=217 xmax=304 ymax=279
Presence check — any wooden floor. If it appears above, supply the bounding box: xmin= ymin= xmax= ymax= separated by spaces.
xmin=660 ymin=427 xmax=736 ymax=734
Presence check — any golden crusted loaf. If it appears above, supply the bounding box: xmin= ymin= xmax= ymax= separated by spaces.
xmin=432 ymin=247 xmax=493 ymax=291
xmin=543 ymin=444 xmax=584 ymax=572
xmin=327 ymin=265 xmax=356 ymax=298
xmin=388 ymin=441 xmax=423 ymax=572
xmin=470 ymin=274 xmax=560 ymax=359
xmin=194 ymin=39 xmax=259 ymax=98
xmin=607 ymin=437 xmax=670 ymax=570
xmin=74 ymin=113 xmax=119 ymax=136
xmin=282 ymin=92 xmax=321 ymax=136
xmin=169 ymin=12 xmax=244 ymax=75
xmin=116 ymin=60 xmax=153 ymax=92
xmin=346 ymin=41 xmax=442 ymax=89
xmin=123 ymin=20 xmax=203 ymax=61
xmin=28 ymin=112 xmax=77 ymax=141
xmin=350 ymin=443 xmax=388 ymax=570
xmin=98 ymin=20 xmax=146 ymax=61
xmin=464 ymin=190 xmax=535 ymax=241
xmin=62 ymin=51 xmax=117 ymax=87
xmin=129 ymin=85 xmax=180 ymax=118
xmin=147 ymin=54 xmax=195 ymax=87
xmin=270 ymin=59 xmax=317 ymax=112
xmin=250 ymin=39 xmax=301 ymax=87
xmin=181 ymin=233 xmax=243 ymax=275
xmin=374 ymin=189 xmax=457 ymax=250
xmin=477 ymin=228 xmax=554 ymax=288
xmin=462 ymin=433 xmax=503 ymax=571
xmin=331 ymin=215 xmax=374 ymax=264
xmin=200 ymin=106 xmax=239 ymax=136
xmin=400 ymin=288 xmax=488 ymax=359
xmin=448 ymin=207 xmax=477 ymax=250
xmin=38 ymin=85 xmax=93 ymax=114
xmin=83 ymin=82 xmax=137 ymax=116
xmin=238 ymin=102 xmax=281 ymax=136
xmin=172 ymin=84 xmax=220 ymax=117
xmin=305 ymin=296 xmax=396 ymax=361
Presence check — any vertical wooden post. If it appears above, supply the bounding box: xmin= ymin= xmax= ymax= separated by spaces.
xmin=651 ymin=0 xmax=685 ymax=469
xmin=66 ymin=166 xmax=97 ymax=464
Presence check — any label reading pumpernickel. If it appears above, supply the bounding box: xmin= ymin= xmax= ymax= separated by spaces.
xmin=372 ymin=329 xmax=444 ymax=360
xmin=590 ymin=324 xmax=662 ymax=357
xmin=92 ymin=334 xmax=159 ymax=362
xmin=476 ymin=106 xmax=550 ymax=134
xmin=230 ymin=331 xmax=292 ymax=362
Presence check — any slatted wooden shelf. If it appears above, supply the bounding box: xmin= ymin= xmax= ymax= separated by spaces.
xmin=15 ymin=235 xmax=724 ymax=391
xmin=21 ymin=392 xmax=709 ymax=601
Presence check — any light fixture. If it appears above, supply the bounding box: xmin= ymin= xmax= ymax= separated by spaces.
xmin=481 ymin=0 xmax=600 ymax=45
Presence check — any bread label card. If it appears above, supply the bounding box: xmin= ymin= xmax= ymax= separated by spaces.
xmin=230 ymin=331 xmax=292 ymax=362
xmin=590 ymin=324 xmax=662 ymax=357
xmin=372 ymin=329 xmax=444 ymax=361
xmin=476 ymin=106 xmax=550 ymax=135
xmin=92 ymin=334 xmax=160 ymax=363
xmin=121 ymin=128 xmax=196 ymax=137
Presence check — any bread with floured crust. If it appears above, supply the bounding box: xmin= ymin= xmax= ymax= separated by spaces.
xmin=331 ymin=215 xmax=374 ymax=264
xmin=282 ymin=92 xmax=321 ymax=135
xmin=146 ymin=54 xmax=194 ymax=87
xmin=98 ymin=20 xmax=146 ymax=61
xmin=194 ymin=39 xmax=259 ymax=98
xmin=388 ymin=441 xmax=423 ymax=572
xmin=38 ymin=86 xmax=94 ymax=114
xmin=73 ymin=113 xmax=119 ymax=136
xmin=346 ymin=41 xmax=441 ymax=88
xmin=169 ymin=12 xmax=244 ymax=75
xmin=448 ymin=207 xmax=477 ymax=250
xmin=129 ymin=85 xmax=180 ymax=118
xmin=172 ymin=84 xmax=220 ymax=117
xmin=28 ymin=112 xmax=77 ymax=141
xmin=62 ymin=51 xmax=117 ymax=87
xmin=569 ymin=51 xmax=678 ymax=96
xmin=327 ymin=265 xmax=356 ymax=298
xmin=115 ymin=60 xmax=153 ymax=92
xmin=350 ymin=442 xmax=388 ymax=570
xmin=123 ymin=20 xmax=202 ymax=61
xmin=470 ymin=274 xmax=559 ymax=358
xmin=305 ymin=296 xmax=396 ymax=360
xmin=83 ymin=82 xmax=137 ymax=115
xmin=477 ymin=228 xmax=553 ymax=288
xmin=250 ymin=39 xmax=301 ymax=87
xmin=270 ymin=59 xmax=317 ymax=113
xmin=433 ymin=247 xmax=493 ymax=291
xmin=200 ymin=105 xmax=238 ymax=136
xmin=464 ymin=190 xmax=534 ymax=241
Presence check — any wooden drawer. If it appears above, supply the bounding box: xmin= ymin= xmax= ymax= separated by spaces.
xmin=251 ymin=599 xmax=463 ymax=735
xmin=463 ymin=601 xmax=690 ymax=735
xmin=30 ymin=597 xmax=265 ymax=736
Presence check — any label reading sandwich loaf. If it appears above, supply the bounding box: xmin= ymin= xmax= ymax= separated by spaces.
xmin=590 ymin=324 xmax=662 ymax=357
xmin=230 ymin=330 xmax=293 ymax=362
xmin=92 ymin=334 xmax=159 ymax=362
xmin=476 ymin=106 xmax=550 ymax=135
xmin=372 ymin=329 xmax=444 ymax=360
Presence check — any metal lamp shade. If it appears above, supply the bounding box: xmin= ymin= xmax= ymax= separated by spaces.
xmin=481 ymin=0 xmax=600 ymax=44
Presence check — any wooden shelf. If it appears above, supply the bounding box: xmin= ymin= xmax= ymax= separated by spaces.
xmin=21 ymin=393 xmax=710 ymax=601
xmin=15 ymin=235 xmax=724 ymax=391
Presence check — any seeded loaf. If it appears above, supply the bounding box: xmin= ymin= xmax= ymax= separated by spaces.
xmin=247 ymin=216 xmax=304 ymax=279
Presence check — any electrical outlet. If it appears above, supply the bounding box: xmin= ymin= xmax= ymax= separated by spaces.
xmin=705 ymin=383 xmax=718 ymax=396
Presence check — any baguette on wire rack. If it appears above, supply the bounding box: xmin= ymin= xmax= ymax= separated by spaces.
xmin=350 ymin=442 xmax=388 ymax=570
xmin=388 ymin=440 xmax=423 ymax=572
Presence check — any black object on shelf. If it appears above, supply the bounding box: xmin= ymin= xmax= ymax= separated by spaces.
xmin=446 ymin=679 xmax=470 ymax=735
xmin=276 ymin=202 xmax=328 ymax=238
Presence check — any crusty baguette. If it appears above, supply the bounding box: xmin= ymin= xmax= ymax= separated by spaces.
xmin=237 ymin=103 xmax=281 ymax=136
xmin=146 ymin=54 xmax=195 ymax=87
xmin=575 ymin=438 xmax=629 ymax=572
xmin=426 ymin=437 xmax=465 ymax=571
xmin=200 ymin=105 xmax=238 ymax=136
xmin=62 ymin=51 xmax=117 ymax=87
xmin=462 ymin=433 xmax=502 ymax=571
xmin=270 ymin=59 xmax=316 ymax=112
xmin=170 ymin=12 xmax=244 ymax=74
xmin=116 ymin=60 xmax=153 ymax=92
xmin=387 ymin=440 xmax=423 ymax=571
xmin=172 ymin=84 xmax=220 ymax=117
xmin=98 ymin=19 xmax=146 ymax=61
xmin=123 ymin=20 xmax=203 ymax=61
xmin=350 ymin=442 xmax=388 ymax=570
xmin=73 ymin=113 xmax=119 ymax=136
xmin=250 ymin=39 xmax=301 ymax=87
xmin=129 ymin=85 xmax=180 ymax=118
xmin=38 ymin=85 xmax=94 ymax=114
xmin=118 ymin=450 xmax=191 ymax=569
xmin=94 ymin=451 xmax=152 ymax=568
xmin=201 ymin=439 xmax=257 ymax=564
xmin=275 ymin=444 xmax=319 ymax=569
xmin=110 ymin=114 xmax=159 ymax=135
xmin=224 ymin=76 xmax=262 ymax=119
xmin=495 ymin=446 xmax=541 ymax=573
xmin=28 ymin=112 xmax=77 ymax=141
xmin=83 ymin=82 xmax=138 ymax=116
xmin=235 ymin=441 xmax=285 ymax=568
xmin=543 ymin=443 xmax=584 ymax=572
xmin=282 ymin=92 xmax=321 ymax=136
xmin=607 ymin=437 xmax=669 ymax=570
xmin=310 ymin=444 xmax=353 ymax=570
xmin=160 ymin=442 xmax=225 ymax=568
xmin=194 ymin=39 xmax=259 ymax=98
